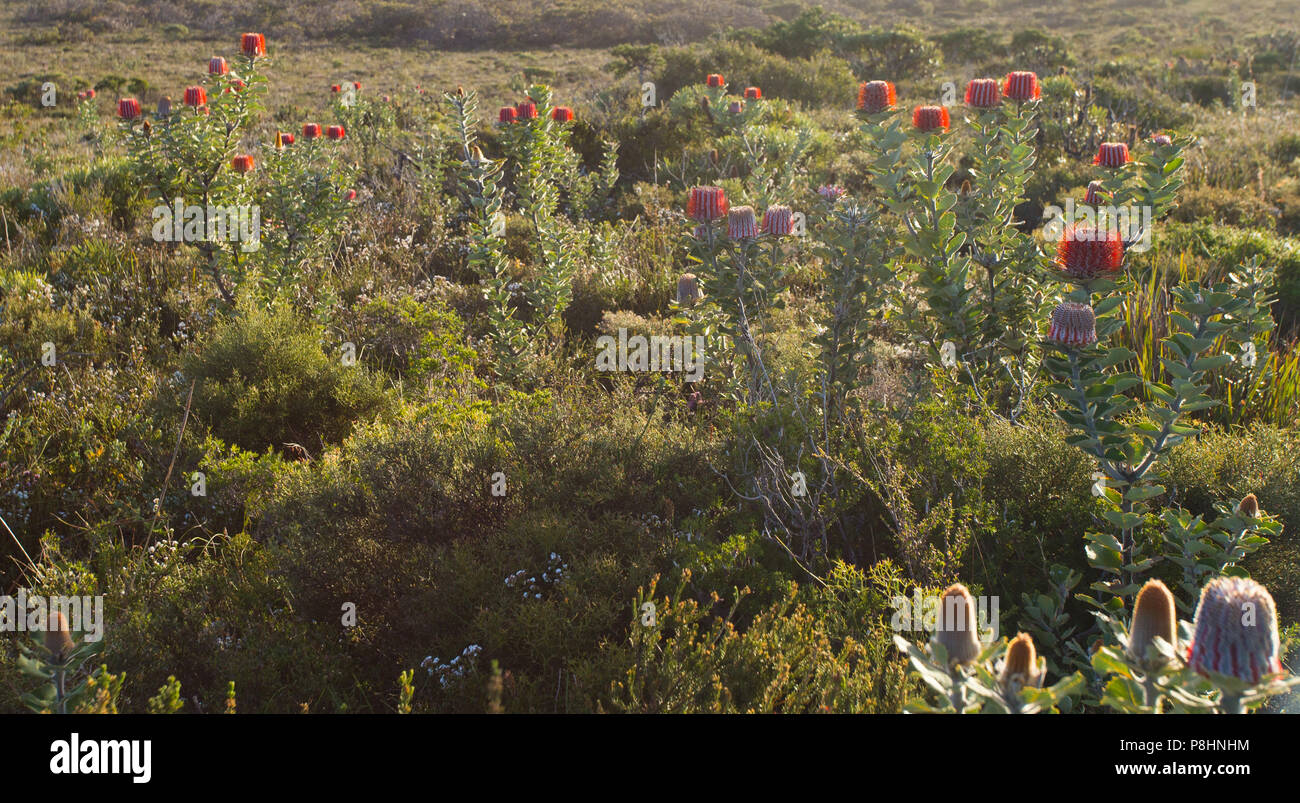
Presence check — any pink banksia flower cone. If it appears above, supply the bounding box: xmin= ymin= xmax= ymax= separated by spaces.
xmin=727 ymin=206 xmax=758 ymax=239
xmin=760 ymin=205 xmax=793 ymax=236
xmin=1152 ymin=133 xmax=1173 ymax=146
xmin=687 ymin=186 xmax=728 ymax=222
xmin=856 ymin=80 xmax=896 ymax=113
xmin=912 ymin=105 xmax=950 ymax=132
xmin=1084 ymin=180 xmax=1105 ymax=206
xmin=1057 ymin=224 xmax=1125 ymax=278
xmin=1047 ymin=302 xmax=1097 ymax=347
xmin=964 ymin=78 xmax=1001 ymax=108
xmin=183 ymin=86 xmax=207 ymax=107
xmin=677 ymin=273 xmax=701 ymax=306
xmin=999 ymin=632 xmax=1044 ymax=692
xmin=117 ymin=98 xmax=141 ymax=120
xmin=1094 ymin=141 xmax=1132 ymax=167
xmin=208 ymin=57 xmax=229 ymax=76
xmin=1128 ymin=579 xmax=1178 ymax=667
xmin=935 ymin=584 xmax=982 ymax=666
xmin=241 ymin=32 xmax=266 ymax=58
xmin=1002 ymin=71 xmax=1041 ymax=101
xmin=744 ymin=86 xmax=761 ymax=99
xmin=1188 ymin=577 xmax=1282 ymax=685
xmin=45 ymin=612 xmax=75 ymax=661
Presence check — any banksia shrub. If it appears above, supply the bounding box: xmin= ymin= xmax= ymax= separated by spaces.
xmin=677 ymin=273 xmax=701 ymax=306
xmin=183 ymin=86 xmax=207 ymax=107
xmin=1056 ymin=225 xmax=1124 ymax=279
xmin=856 ymin=80 xmax=896 ymax=113
xmin=912 ymin=105 xmax=950 ymax=132
xmin=935 ymin=584 xmax=982 ymax=665
xmin=1188 ymin=577 xmax=1282 ymax=685
xmin=241 ymin=32 xmax=266 ymax=58
xmin=1128 ymin=580 xmax=1177 ymax=667
xmin=1238 ymin=494 xmax=1260 ymax=518
xmin=706 ymin=73 xmax=725 ymax=87
xmin=117 ymin=98 xmax=141 ymax=120
xmin=727 ymin=206 xmax=758 ymax=239
xmin=687 ymin=186 xmax=728 ymax=222
xmin=515 ymin=100 xmax=538 ymax=120
xmin=760 ymin=205 xmax=793 ymax=236
xmin=499 ymin=106 xmax=518 ymax=124
xmin=1000 ymin=633 xmax=1045 ymax=692
xmin=302 ymin=122 xmax=321 ymax=140
xmin=208 ymin=57 xmax=229 ymax=76
xmin=1084 ymin=180 xmax=1105 ymax=206
xmin=45 ymin=612 xmax=75 ymax=662
xmin=964 ymin=78 xmax=1001 ymax=108
xmin=1002 ymin=71 xmax=1041 ymax=101
xmin=1094 ymin=142 xmax=1132 ymax=167
xmin=231 ymin=154 xmax=255 ymax=174
xmin=326 ymin=125 xmax=346 ymax=141
xmin=744 ymin=86 xmax=762 ymax=100
xmin=1047 ymin=301 xmax=1097 ymax=347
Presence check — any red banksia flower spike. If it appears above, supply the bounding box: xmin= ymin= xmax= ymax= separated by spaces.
xmin=117 ymin=97 xmax=141 ymax=120
xmin=1002 ymin=70 xmax=1041 ymax=101
xmin=332 ymin=84 xmax=341 ymax=93
xmin=241 ymin=32 xmax=266 ymax=59
xmin=499 ymin=106 xmax=518 ymax=124
xmin=935 ymin=584 xmax=982 ymax=666
xmin=302 ymin=122 xmax=321 ymax=140
xmin=760 ymin=205 xmax=793 ymax=236
xmin=1084 ymin=179 xmax=1105 ymax=206
xmin=912 ymin=105 xmax=950 ymax=132
xmin=1047 ymin=301 xmax=1098 ymax=348
xmin=515 ymin=101 xmax=537 ymax=120
xmin=183 ymin=86 xmax=207 ymax=107
xmin=964 ymin=78 xmax=1001 ymax=108
xmin=1189 ymin=577 xmax=1282 ymax=687
xmin=1094 ymin=141 xmax=1132 ymax=167
xmin=208 ymin=57 xmax=229 ymax=76
xmin=687 ymin=186 xmax=728 ymax=222
xmin=550 ymin=106 xmax=573 ymax=122
xmin=1057 ymin=224 xmax=1125 ymax=279
xmin=744 ymin=86 xmax=761 ymax=100
xmin=353 ymin=81 xmax=362 ymax=90
xmin=856 ymin=80 xmax=896 ymax=114
xmin=230 ymin=154 xmax=255 ymax=174
xmin=706 ymin=73 xmax=725 ymax=88
xmin=326 ymin=125 xmax=346 ymax=141
xmin=345 ymin=189 xmax=357 ymax=201
xmin=1128 ymin=580 xmax=1178 ymax=668
xmin=727 ymin=206 xmax=758 ymax=240
xmin=999 ymin=633 xmax=1044 ymax=692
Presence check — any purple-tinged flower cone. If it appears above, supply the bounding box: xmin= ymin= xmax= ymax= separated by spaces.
xmin=1188 ymin=577 xmax=1282 ymax=686
xmin=1047 ymin=302 xmax=1097 ymax=348
xmin=727 ymin=206 xmax=758 ymax=240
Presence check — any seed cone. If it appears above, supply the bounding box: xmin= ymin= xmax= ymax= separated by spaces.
xmin=1128 ymin=579 xmax=1177 ymax=667
xmin=45 ymin=612 xmax=75 ymax=661
xmin=1188 ymin=577 xmax=1282 ymax=685
xmin=1000 ymin=632 xmax=1044 ymax=691
xmin=935 ymin=583 xmax=982 ymax=666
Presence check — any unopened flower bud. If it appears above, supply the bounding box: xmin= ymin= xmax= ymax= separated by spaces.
xmin=935 ymin=584 xmax=982 ymax=666
xmin=1128 ymin=579 xmax=1177 ymax=667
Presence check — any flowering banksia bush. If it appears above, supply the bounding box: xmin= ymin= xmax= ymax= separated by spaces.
xmin=760 ymin=205 xmax=793 ymax=236
xmin=208 ymin=57 xmax=229 ymax=76
xmin=1188 ymin=577 xmax=1281 ymax=686
xmin=1128 ymin=580 xmax=1177 ymax=667
xmin=911 ymin=105 xmax=950 ymax=132
xmin=935 ymin=584 xmax=982 ymax=666
xmin=117 ymin=98 xmax=141 ymax=120
xmin=1055 ymin=225 xmax=1124 ymax=279
xmin=856 ymin=80 xmax=896 ymax=113
xmin=727 ymin=206 xmax=758 ymax=239
xmin=706 ymin=73 xmax=725 ymax=88
xmin=183 ymin=86 xmax=207 ymax=107
xmin=1002 ymin=70 xmax=1041 ymax=101
xmin=302 ymin=122 xmax=321 ymax=140
xmin=1047 ymin=301 xmax=1097 ymax=347
xmin=964 ymin=78 xmax=1001 ymax=108
xmin=240 ymin=32 xmax=266 ymax=58
xmin=687 ymin=186 xmax=728 ymax=222
xmin=1094 ymin=141 xmax=1132 ymax=167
